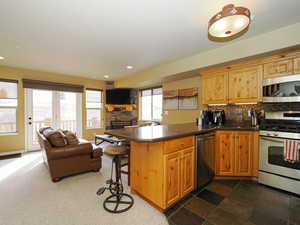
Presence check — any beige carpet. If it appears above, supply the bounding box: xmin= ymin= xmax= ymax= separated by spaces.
xmin=0 ymin=151 xmax=168 ymax=225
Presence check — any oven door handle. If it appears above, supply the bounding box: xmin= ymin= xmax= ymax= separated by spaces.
xmin=260 ymin=136 xmax=284 ymax=143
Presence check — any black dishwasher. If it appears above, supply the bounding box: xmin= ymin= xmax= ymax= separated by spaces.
xmin=195 ymin=132 xmax=215 ymax=190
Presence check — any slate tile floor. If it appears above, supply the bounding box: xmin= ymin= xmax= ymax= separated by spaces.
xmin=165 ymin=180 xmax=300 ymax=225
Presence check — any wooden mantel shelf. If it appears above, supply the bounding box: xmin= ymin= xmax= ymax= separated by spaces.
xmin=105 ymin=104 xmax=136 ymax=112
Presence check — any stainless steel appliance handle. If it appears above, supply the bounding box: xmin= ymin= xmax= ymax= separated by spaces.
xmin=197 ymin=136 xmax=215 ymax=141
xmin=260 ymin=136 xmax=284 ymax=143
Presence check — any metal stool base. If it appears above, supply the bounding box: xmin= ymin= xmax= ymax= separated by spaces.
xmin=103 ymin=193 xmax=134 ymax=213
xmin=97 ymin=154 xmax=134 ymax=213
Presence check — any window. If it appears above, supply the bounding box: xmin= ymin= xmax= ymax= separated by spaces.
xmin=0 ymin=79 xmax=18 ymax=133
xmin=86 ymin=89 xmax=102 ymax=129
xmin=140 ymin=87 xmax=162 ymax=121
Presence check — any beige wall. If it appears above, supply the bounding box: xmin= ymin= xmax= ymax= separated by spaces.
xmin=161 ymin=76 xmax=203 ymax=125
xmin=116 ymin=22 xmax=300 ymax=88
xmin=0 ymin=66 xmax=105 ymax=154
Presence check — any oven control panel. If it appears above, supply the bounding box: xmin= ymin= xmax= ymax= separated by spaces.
xmin=260 ymin=130 xmax=300 ymax=139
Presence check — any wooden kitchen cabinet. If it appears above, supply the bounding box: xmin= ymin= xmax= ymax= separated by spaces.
xmin=234 ymin=131 xmax=253 ymax=176
xmin=216 ymin=131 xmax=235 ymax=176
xmin=228 ymin=66 xmax=262 ymax=103
xmin=180 ymin=147 xmax=195 ymax=197
xmin=263 ymin=59 xmax=293 ymax=79
xmin=202 ymin=72 xmax=228 ymax=104
xmin=131 ymin=136 xmax=195 ymax=210
xmin=164 ymin=151 xmax=181 ymax=206
xmin=294 ymin=57 xmax=300 ymax=74
xmin=216 ymin=131 xmax=256 ymax=177
xmin=164 ymin=146 xmax=195 ymax=208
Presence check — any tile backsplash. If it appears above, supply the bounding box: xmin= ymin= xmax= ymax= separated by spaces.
xmin=208 ymin=104 xmax=262 ymax=122
xmin=208 ymin=102 xmax=300 ymax=123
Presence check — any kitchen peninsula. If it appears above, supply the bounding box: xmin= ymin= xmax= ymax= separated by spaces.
xmin=105 ymin=123 xmax=259 ymax=211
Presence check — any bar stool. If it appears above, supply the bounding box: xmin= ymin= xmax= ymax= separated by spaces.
xmin=96 ymin=144 xmax=134 ymax=213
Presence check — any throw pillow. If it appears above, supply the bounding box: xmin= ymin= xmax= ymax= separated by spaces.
xmin=44 ymin=130 xmax=67 ymax=147
xmin=39 ymin=126 xmax=53 ymax=135
xmin=63 ymin=130 xmax=79 ymax=145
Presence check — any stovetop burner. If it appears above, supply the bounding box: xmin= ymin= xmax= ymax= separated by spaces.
xmin=260 ymin=119 xmax=300 ymax=133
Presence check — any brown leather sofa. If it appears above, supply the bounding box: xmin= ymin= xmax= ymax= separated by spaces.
xmin=37 ymin=128 xmax=102 ymax=182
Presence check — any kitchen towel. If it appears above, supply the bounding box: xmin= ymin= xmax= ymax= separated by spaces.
xmin=284 ymin=140 xmax=300 ymax=163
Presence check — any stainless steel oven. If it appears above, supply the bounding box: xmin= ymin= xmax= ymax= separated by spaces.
xmin=259 ymin=112 xmax=300 ymax=195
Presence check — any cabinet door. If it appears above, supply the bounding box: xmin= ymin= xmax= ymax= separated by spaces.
xmin=228 ymin=66 xmax=262 ymax=103
xmin=234 ymin=132 xmax=253 ymax=176
xmin=263 ymin=59 xmax=293 ymax=79
xmin=164 ymin=151 xmax=181 ymax=207
xmin=216 ymin=131 xmax=235 ymax=176
xmin=252 ymin=131 xmax=259 ymax=177
xmin=202 ymin=72 xmax=228 ymax=104
xmin=294 ymin=57 xmax=300 ymax=74
xmin=181 ymin=147 xmax=195 ymax=197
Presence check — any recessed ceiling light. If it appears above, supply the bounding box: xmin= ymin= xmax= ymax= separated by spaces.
xmin=0 ymin=56 xmax=5 ymax=60
xmin=126 ymin=65 xmax=133 ymax=70
xmin=104 ymin=75 xmax=109 ymax=79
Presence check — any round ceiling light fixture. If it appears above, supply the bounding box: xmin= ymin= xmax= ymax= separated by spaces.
xmin=208 ymin=4 xmax=251 ymax=41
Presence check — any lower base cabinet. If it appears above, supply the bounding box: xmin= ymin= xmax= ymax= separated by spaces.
xmin=130 ymin=136 xmax=195 ymax=210
xmin=215 ymin=130 xmax=259 ymax=177
xmin=164 ymin=147 xmax=195 ymax=207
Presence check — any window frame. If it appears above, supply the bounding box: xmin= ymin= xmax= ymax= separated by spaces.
xmin=85 ymin=88 xmax=103 ymax=129
xmin=0 ymin=79 xmax=18 ymax=135
xmin=139 ymin=86 xmax=162 ymax=122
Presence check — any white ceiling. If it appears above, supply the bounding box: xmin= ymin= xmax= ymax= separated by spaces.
xmin=1 ymin=0 xmax=300 ymax=80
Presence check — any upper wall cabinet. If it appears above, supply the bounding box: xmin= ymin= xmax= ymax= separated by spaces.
xmin=202 ymin=72 xmax=228 ymax=104
xmin=228 ymin=65 xmax=262 ymax=103
xmin=294 ymin=57 xmax=300 ymax=74
xmin=263 ymin=59 xmax=293 ymax=79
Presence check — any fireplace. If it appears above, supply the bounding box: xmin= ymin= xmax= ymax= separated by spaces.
xmin=109 ymin=120 xmax=137 ymax=129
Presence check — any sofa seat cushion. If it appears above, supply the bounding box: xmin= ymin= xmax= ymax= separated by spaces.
xmin=45 ymin=130 xmax=67 ymax=147
xmin=48 ymin=143 xmax=93 ymax=160
xmin=62 ymin=130 xmax=79 ymax=145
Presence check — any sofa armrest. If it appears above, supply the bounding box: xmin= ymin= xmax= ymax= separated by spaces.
xmin=48 ymin=143 xmax=93 ymax=160
xmin=92 ymin=144 xmax=103 ymax=158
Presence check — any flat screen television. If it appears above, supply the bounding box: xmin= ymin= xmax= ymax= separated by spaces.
xmin=106 ymin=88 xmax=133 ymax=104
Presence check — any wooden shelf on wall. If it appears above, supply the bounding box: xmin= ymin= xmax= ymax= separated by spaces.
xmin=105 ymin=104 xmax=136 ymax=112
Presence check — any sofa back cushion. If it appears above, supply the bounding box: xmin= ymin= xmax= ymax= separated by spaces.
xmin=62 ymin=130 xmax=79 ymax=145
xmin=44 ymin=130 xmax=67 ymax=147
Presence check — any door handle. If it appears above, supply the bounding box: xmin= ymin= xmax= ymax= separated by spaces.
xmin=28 ymin=122 xmax=32 ymax=125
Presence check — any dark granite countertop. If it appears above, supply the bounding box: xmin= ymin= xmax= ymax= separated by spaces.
xmin=105 ymin=122 xmax=259 ymax=143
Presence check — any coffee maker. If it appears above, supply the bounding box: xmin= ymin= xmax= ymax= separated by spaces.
xmin=212 ymin=110 xmax=226 ymax=126
xmin=201 ymin=110 xmax=225 ymax=126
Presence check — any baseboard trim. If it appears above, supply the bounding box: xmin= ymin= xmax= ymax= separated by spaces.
xmin=0 ymin=150 xmax=25 ymax=156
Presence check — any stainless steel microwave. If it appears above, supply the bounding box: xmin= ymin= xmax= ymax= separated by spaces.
xmin=263 ymin=74 xmax=300 ymax=102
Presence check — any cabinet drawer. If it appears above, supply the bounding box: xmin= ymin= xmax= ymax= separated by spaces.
xmin=164 ymin=136 xmax=194 ymax=154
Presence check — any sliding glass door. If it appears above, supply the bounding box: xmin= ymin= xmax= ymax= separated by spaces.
xmin=25 ymin=89 xmax=82 ymax=151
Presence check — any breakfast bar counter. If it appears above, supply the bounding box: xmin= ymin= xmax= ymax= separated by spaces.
xmin=105 ymin=122 xmax=258 ymax=143
xmin=104 ymin=122 xmax=258 ymax=211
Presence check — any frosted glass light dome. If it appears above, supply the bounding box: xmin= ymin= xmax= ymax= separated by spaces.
xmin=208 ymin=4 xmax=251 ymax=39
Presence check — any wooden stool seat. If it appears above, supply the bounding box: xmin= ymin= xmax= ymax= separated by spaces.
xmin=104 ymin=145 xmax=129 ymax=156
